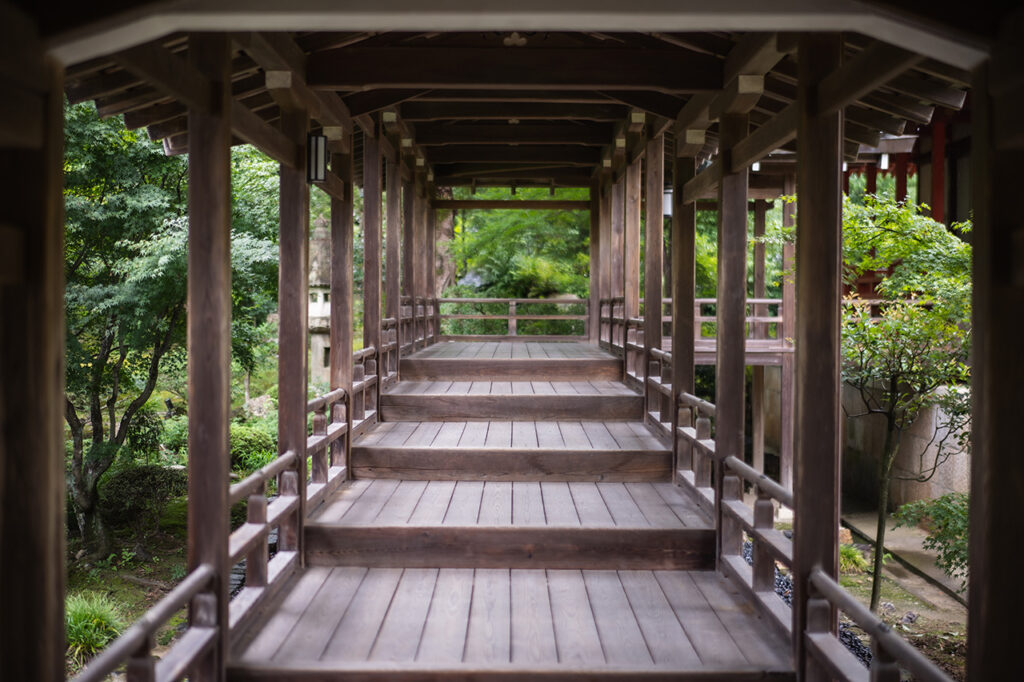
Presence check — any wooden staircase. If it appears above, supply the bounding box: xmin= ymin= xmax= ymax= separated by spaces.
xmin=229 ymin=343 xmax=794 ymax=680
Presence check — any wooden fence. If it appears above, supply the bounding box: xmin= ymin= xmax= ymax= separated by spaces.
xmin=437 ymin=297 xmax=589 ymax=341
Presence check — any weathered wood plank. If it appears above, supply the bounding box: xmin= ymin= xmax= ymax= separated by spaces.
xmin=369 ymin=568 xmax=439 ymax=662
xmin=464 ymin=569 xmax=512 ymax=664
xmin=583 ymin=571 xmax=652 ymax=666
xmin=415 ymin=568 xmax=474 ymax=664
xmin=510 ymin=570 xmax=558 ymax=664
xmin=399 ymin=358 xmax=622 ymax=381
xmin=320 ymin=568 xmax=403 ymax=662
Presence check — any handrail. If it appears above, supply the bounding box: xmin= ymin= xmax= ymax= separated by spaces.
xmin=438 ymin=297 xmax=589 ymax=339
xmin=229 ymin=449 xmax=297 ymax=506
xmin=809 ymin=570 xmax=954 ymax=682
xmin=723 ymin=455 xmax=794 ymax=509
xmin=678 ymin=391 xmax=717 ymax=418
xmin=439 ymin=297 xmax=586 ymax=305
xmin=306 ymin=387 xmax=346 ymax=413
xmin=70 ymin=564 xmax=216 ymax=682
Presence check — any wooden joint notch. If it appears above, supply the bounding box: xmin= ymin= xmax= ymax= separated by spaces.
xmin=710 ymin=74 xmax=764 ymax=118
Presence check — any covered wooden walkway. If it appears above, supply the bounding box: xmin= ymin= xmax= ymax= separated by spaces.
xmin=229 ymin=343 xmax=792 ymax=680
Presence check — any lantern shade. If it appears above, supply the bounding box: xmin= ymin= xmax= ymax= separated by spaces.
xmin=307 ymin=133 xmax=327 ymax=183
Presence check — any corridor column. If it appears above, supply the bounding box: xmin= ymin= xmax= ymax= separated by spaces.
xmin=968 ymin=13 xmax=1024 ymax=679
xmin=385 ymin=155 xmax=401 ymax=374
xmin=330 ymin=147 xmax=355 ymax=468
xmin=671 ymin=151 xmax=697 ymax=473
xmin=363 ymin=131 xmax=382 ymax=364
xmin=792 ymin=34 xmax=843 ymax=677
xmin=624 ymin=157 xmax=642 ymax=376
xmin=589 ymin=180 xmax=602 ymax=343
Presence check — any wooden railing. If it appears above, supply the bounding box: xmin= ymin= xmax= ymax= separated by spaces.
xmin=351 ymin=346 xmax=378 ymax=428
xmin=380 ymin=317 xmax=399 ymax=389
xmin=695 ymin=297 xmax=783 ymax=340
xmin=438 ymin=297 xmax=589 ymax=340
xmin=400 ymin=296 xmax=439 ymax=355
xmin=672 ymin=391 xmax=952 ymax=682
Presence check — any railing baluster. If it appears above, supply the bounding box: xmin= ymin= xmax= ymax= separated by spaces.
xmin=721 ymin=474 xmax=744 ymax=556
xmin=278 ymin=470 xmax=299 ymax=551
xmin=871 ymin=637 xmax=900 ymax=682
xmin=508 ymin=300 xmax=517 ymax=336
xmin=125 ymin=635 xmax=155 ymax=682
xmin=695 ymin=413 xmax=712 ymax=489
xmin=246 ymin=488 xmax=268 ymax=588
xmin=311 ymin=404 xmax=328 ymax=484
xmin=752 ymin=487 xmax=775 ymax=592
xmin=352 ymin=363 xmax=365 ymax=420
xmin=331 ymin=399 xmax=348 ymax=466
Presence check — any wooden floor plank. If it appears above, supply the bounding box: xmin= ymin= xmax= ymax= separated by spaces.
xmin=551 ymin=381 xmax=578 ymax=395
xmin=341 ymin=480 xmax=401 ymax=524
xmin=652 ymin=483 xmax=711 ymax=527
xmin=580 ymin=422 xmax=618 ymax=449
xmin=321 ymin=568 xmax=404 ymax=662
xmin=416 ymin=568 xmax=474 ymax=664
xmin=531 ymin=381 xmax=557 ymax=395
xmin=535 ymin=421 xmax=565 ymax=449
xmin=510 ymin=570 xmax=559 ymax=664
xmin=376 ymin=421 xmax=419 ymax=446
xmin=605 ymin=421 xmax=647 ymax=450
xmin=583 ymin=570 xmax=653 ymax=666
xmin=512 ymin=481 xmax=546 ymax=526
xmin=463 ymin=569 xmax=511 ymax=664
xmin=408 ymin=481 xmax=457 ymax=525
xmin=484 ymin=421 xmax=512 ymax=448
xmin=654 ymin=571 xmax=748 ymax=666
xmin=618 ymin=571 xmax=701 ymax=666
xmin=405 ymin=421 xmax=443 ymax=447
xmin=490 ymin=381 xmax=512 ymax=394
xmin=314 ymin=479 xmax=372 ymax=522
xmin=431 ymin=421 xmax=467 ymax=448
xmin=443 ymin=481 xmax=485 ymax=526
xmin=598 ymin=482 xmax=649 ymax=527
xmin=690 ymin=571 xmax=787 ymax=668
xmin=242 ymin=567 xmax=333 ymax=662
xmin=356 ymin=421 xmax=396 ymax=446
xmin=624 ymin=482 xmax=685 ymax=529
xmin=557 ymin=421 xmax=591 ymax=449
xmin=477 ymin=481 xmax=512 ymax=525
xmin=373 ymin=480 xmax=428 ymax=525
xmin=369 ymin=568 xmax=439 ymax=662
xmin=541 ymin=482 xmax=581 ymax=526
xmin=547 ymin=569 xmax=605 ymax=666
xmin=271 ymin=567 xmax=367 ymax=662
xmin=468 ymin=381 xmax=491 ymax=395
xmin=511 ymin=382 xmax=534 ymax=395
xmin=568 ymin=482 xmax=615 ymax=527
xmin=457 ymin=421 xmax=489 ymax=448
xmin=511 ymin=421 xmax=538 ymax=449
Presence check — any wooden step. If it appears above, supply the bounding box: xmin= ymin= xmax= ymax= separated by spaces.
xmin=400 ymin=356 xmax=623 ymax=381
xmin=380 ymin=381 xmax=643 ymax=421
xmin=228 ymin=567 xmax=795 ymax=681
xmin=352 ymin=420 xmax=670 ymax=482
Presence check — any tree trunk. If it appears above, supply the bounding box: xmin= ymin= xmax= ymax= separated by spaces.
xmin=870 ymin=416 xmax=900 ymax=612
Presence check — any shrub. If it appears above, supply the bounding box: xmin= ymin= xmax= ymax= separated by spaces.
xmin=230 ymin=423 xmax=276 ymax=472
xmin=65 ymin=592 xmax=126 ymax=668
xmin=127 ymin=406 xmax=163 ymax=462
xmin=839 ymin=544 xmax=869 ymax=574
xmin=895 ymin=493 xmax=969 ymax=591
xmin=99 ymin=465 xmax=187 ymax=543
xmin=161 ymin=415 xmax=189 ymax=455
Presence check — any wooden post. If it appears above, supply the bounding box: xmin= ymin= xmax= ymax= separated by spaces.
xmin=752 ymin=199 xmax=767 ymax=473
xmin=277 ymin=105 xmax=309 ymax=558
xmin=363 ymin=132 xmax=382 ymax=364
xmin=623 ymin=157 xmax=642 ymax=329
xmin=672 ymin=155 xmax=697 ymax=479
xmin=385 ymin=156 xmax=401 ymax=368
xmin=793 ymin=34 xmax=843 ymax=675
xmin=894 ymin=153 xmax=909 ymax=203
xmin=780 ymin=175 xmax=796 ymax=490
xmin=599 ymin=177 xmax=613 ymax=343
xmin=589 ymin=181 xmax=601 ymax=343
xmin=610 ymin=175 xmax=625 ymax=349
xmin=931 ymin=114 xmax=947 ymax=223
xmin=0 ymin=14 xmax=65 ymax=680
xmin=644 ymin=135 xmax=665 ymax=420
xmin=401 ymin=175 xmax=415 ymax=352
xmin=185 ymin=34 xmax=232 ymax=679
xmin=330 ymin=148 xmax=354 ymax=469
xmin=967 ymin=20 xmax=1024 ymax=679
xmin=427 ymin=194 xmax=437 ymax=340
xmin=716 ymin=112 xmax=749 ymax=567
xmin=865 ymin=163 xmax=878 ymax=196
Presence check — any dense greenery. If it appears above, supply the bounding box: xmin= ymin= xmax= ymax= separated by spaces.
xmin=895 ymin=492 xmax=970 ymax=591
xmin=63 ymin=101 xmax=280 ymax=556
xmin=65 ymin=592 xmax=126 ymax=670
xmin=99 ymin=465 xmax=187 ymax=552
xmin=840 ymin=194 xmax=971 ymax=610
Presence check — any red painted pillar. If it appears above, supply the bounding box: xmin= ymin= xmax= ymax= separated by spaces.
xmin=931 ymin=117 xmax=947 ymax=223
xmin=895 ymin=153 xmax=909 ymax=203
xmin=865 ymin=164 xmax=878 ymax=196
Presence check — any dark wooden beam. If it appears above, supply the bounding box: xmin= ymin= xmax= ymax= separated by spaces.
xmin=362 ymin=132 xmax=383 ymax=360
xmin=793 ymin=34 xmax=844 ymax=677
xmin=816 ymin=43 xmax=924 ymax=117
xmin=230 ymin=101 xmax=301 ymax=169
xmin=306 ymin=48 xmax=723 ymax=93
xmin=671 ymin=156 xmax=697 ymax=437
xmin=185 ymin=33 xmax=232 ymax=678
xmin=432 ymin=163 xmax=594 ymax=178
xmin=345 ymin=89 xmax=428 ymax=116
xmin=433 ymin=171 xmax=594 ymax=187
xmin=599 ymin=91 xmax=688 ymax=120
xmin=113 ymin=42 xmax=213 ymax=114
xmin=426 ymin=145 xmax=601 ymax=165
xmin=414 ymin=123 xmax=613 ymax=146
xmin=623 ymin=158 xmax=642 ymax=325
xmin=429 ymin=199 xmax=590 ymax=210
xmin=589 ymin=181 xmax=601 ymax=343
xmin=415 ymin=90 xmax=613 ymax=104
xmin=400 ymin=101 xmax=630 ymax=122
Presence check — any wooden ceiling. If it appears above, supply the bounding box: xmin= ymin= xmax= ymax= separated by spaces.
xmin=63 ymin=31 xmax=970 ymax=190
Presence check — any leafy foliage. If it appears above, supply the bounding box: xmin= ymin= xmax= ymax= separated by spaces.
xmin=99 ymin=465 xmax=187 ymax=545
xmin=230 ymin=423 xmax=277 ymax=472
xmin=895 ymin=493 xmax=969 ymax=591
xmin=839 ymin=544 xmax=869 ymax=574
xmin=65 ymin=592 xmax=127 ymax=670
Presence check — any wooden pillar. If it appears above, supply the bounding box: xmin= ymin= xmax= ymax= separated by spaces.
xmin=644 ymin=136 xmax=665 ymax=412
xmin=427 ymin=194 xmax=437 ymax=341
xmin=185 ymin=34 xmax=232 ymax=679
xmin=842 ymin=168 xmax=850 ymax=195
xmin=931 ymin=115 xmax=947 ymax=223
xmin=623 ymin=157 xmax=642 ymax=326
xmin=0 ymin=14 xmax=65 ymax=680
xmin=589 ymin=181 xmax=601 ymax=343
xmin=277 ymin=105 xmax=309 ymax=558
xmin=385 ymin=157 xmax=401 ymax=337
xmin=780 ymin=175 xmax=796 ymax=491
xmin=362 ymin=133 xmax=382 ymax=359
xmin=752 ymin=200 xmax=767 ymax=473
xmin=716 ymin=112 xmax=749 ymax=563
xmin=610 ymin=176 xmax=625 ymax=301
xmin=672 ymin=155 xmax=697 ymax=473
xmin=967 ymin=20 xmax=1024 ymax=678
xmin=330 ymin=147 xmax=354 ymax=462
xmin=865 ymin=163 xmax=878 ymax=196
xmin=895 ymin=153 xmax=909 ymax=203
xmin=401 ymin=175 xmax=415 ymax=351
xmin=793 ymin=35 xmax=843 ymax=677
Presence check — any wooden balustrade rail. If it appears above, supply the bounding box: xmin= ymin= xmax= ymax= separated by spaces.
xmin=70 ymin=564 xmax=217 ymax=682
xmin=807 ymin=570 xmax=954 ymax=682
xmin=400 ymin=296 xmax=440 ymax=354
xmin=438 ymin=297 xmax=589 ymax=340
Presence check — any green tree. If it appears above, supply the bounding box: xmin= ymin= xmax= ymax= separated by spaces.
xmin=63 ymin=102 xmax=279 ymax=556
xmin=840 ymin=195 xmax=971 ymax=611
